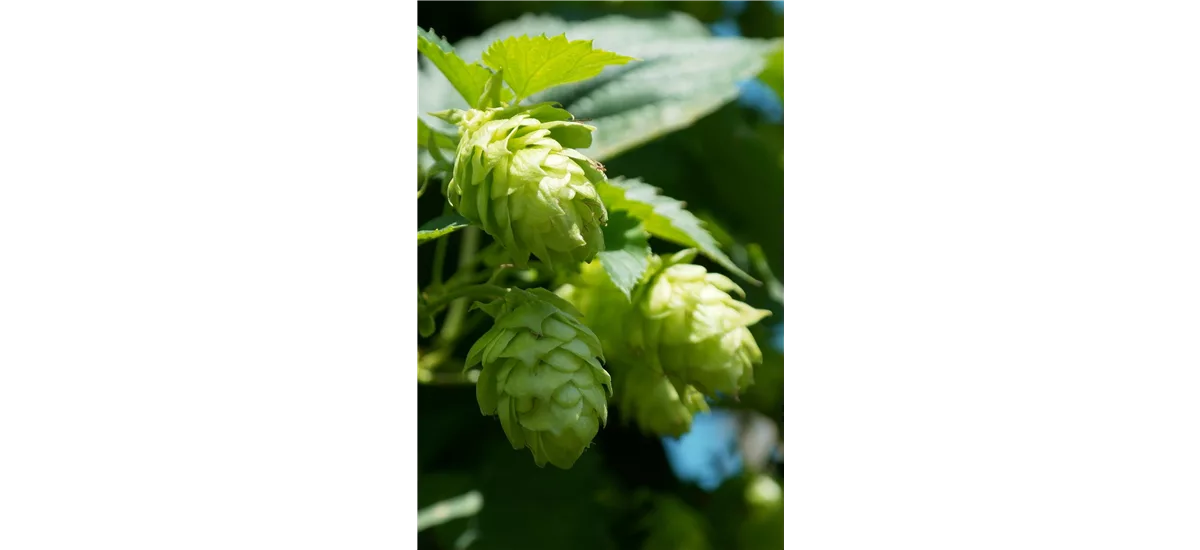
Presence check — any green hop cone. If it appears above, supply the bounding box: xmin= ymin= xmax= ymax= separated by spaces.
xmin=466 ymin=287 xmax=611 ymax=469
xmin=443 ymin=103 xmax=609 ymax=270
xmin=556 ymin=259 xmax=712 ymax=437
xmin=615 ymin=364 xmax=709 ymax=438
xmin=628 ymin=252 xmax=773 ymax=397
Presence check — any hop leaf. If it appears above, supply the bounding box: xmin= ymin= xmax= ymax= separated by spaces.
xmin=466 ymin=288 xmax=612 ymax=469
xmin=627 ymin=253 xmax=772 ymax=397
xmin=444 ymin=104 xmax=609 ymax=271
xmin=481 ymin=34 xmax=636 ymax=101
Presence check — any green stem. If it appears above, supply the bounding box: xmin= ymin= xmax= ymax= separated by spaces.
xmin=430 ymin=205 xmax=453 ymax=287
xmin=426 ymin=132 xmax=449 ymax=166
xmin=436 ymin=227 xmax=480 ymax=345
xmin=442 ymin=242 xmax=504 ymax=287
xmin=420 ymin=283 xmax=507 ymax=319
xmin=486 ymin=264 xmax=515 ymax=285
xmin=417 ymin=172 xmax=430 ymax=198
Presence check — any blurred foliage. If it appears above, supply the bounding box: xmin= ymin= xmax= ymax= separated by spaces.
xmin=706 ymin=472 xmax=785 ymax=550
xmin=417 ymin=2 xmax=784 ymax=549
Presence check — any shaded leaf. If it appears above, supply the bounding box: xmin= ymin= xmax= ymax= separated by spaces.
xmin=595 ymin=210 xmax=652 ymax=299
xmin=541 ymin=35 xmax=778 ymax=161
xmin=598 ymin=177 xmax=756 ymax=284
xmin=481 ymin=34 xmax=635 ymax=101
xmin=418 ymin=117 xmax=457 ymax=151
xmin=747 ymin=243 xmax=783 ymax=304
xmin=418 ymin=213 xmax=471 ymax=245
xmin=604 ymin=104 xmax=785 ymax=290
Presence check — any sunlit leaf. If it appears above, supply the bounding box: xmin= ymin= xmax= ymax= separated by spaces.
xmin=598 ymin=177 xmax=756 ymax=284
xmin=418 ymin=27 xmax=510 ymax=108
xmin=481 ymin=34 xmax=635 ymax=101
xmin=418 ymin=213 xmax=471 ymax=245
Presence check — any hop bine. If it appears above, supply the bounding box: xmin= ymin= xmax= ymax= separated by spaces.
xmin=466 ymin=287 xmax=611 ymax=469
xmin=439 ymin=103 xmax=609 ymax=270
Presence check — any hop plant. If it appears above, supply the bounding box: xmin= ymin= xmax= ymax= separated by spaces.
xmin=418 ymin=29 xmax=781 ymax=466
xmin=442 ymin=103 xmax=609 ymax=270
xmin=627 ymin=252 xmax=772 ymax=397
xmin=466 ymin=287 xmax=612 ymax=469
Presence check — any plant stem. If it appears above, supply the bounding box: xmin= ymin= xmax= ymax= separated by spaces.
xmin=436 ymin=226 xmax=483 ymax=346
xmin=442 ymin=242 xmax=503 ymax=287
xmin=486 ymin=264 xmax=515 ymax=285
xmin=421 ymin=283 xmax=507 ymax=315
xmin=430 ymin=205 xmax=452 ymax=288
xmin=417 ymin=173 xmax=429 ymax=198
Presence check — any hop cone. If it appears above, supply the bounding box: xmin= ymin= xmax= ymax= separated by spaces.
xmin=467 ymin=287 xmax=611 ymax=469
xmin=615 ymin=364 xmax=709 ymax=438
xmin=444 ymin=103 xmax=608 ymax=269
xmin=628 ymin=253 xmax=772 ymax=397
xmin=557 ymin=260 xmax=710 ymax=437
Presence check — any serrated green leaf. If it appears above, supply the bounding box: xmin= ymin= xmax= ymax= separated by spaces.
xmin=419 ymin=14 xmax=776 ymax=161
xmin=418 ymin=213 xmax=471 ymax=245
xmin=418 ymin=27 xmax=508 ymax=108
xmin=418 ymin=117 xmax=457 ymax=151
xmin=481 ymin=34 xmax=635 ymax=101
xmin=597 ymin=177 xmax=757 ymax=284
xmin=759 ymin=43 xmax=784 ymax=101
xmin=595 ymin=210 xmax=651 ymax=300
xmin=654 ymin=105 xmax=785 ymax=285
